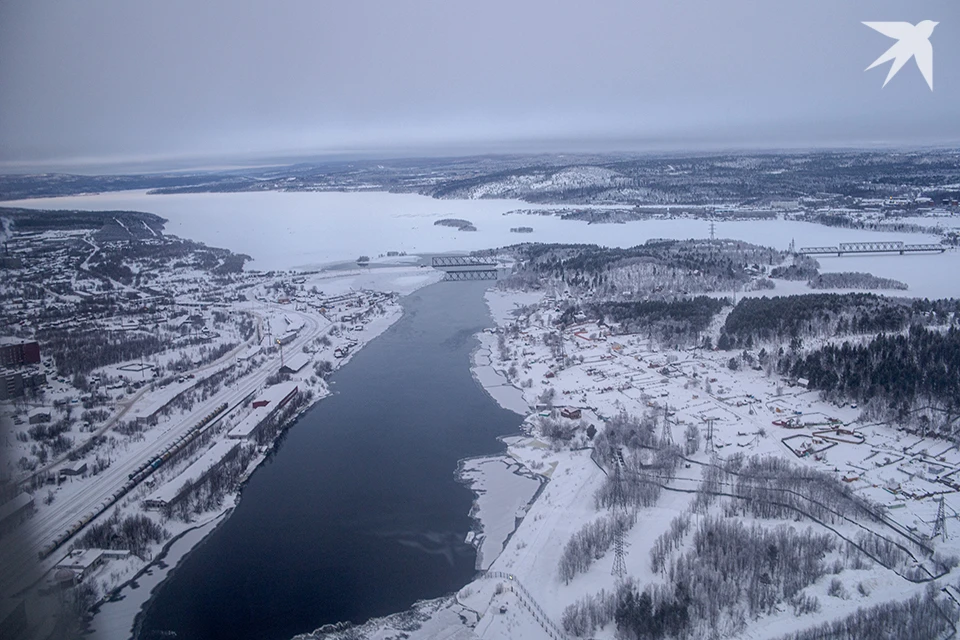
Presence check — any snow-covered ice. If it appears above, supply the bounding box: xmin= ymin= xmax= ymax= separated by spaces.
xmin=7 ymin=191 xmax=958 ymax=296
xmin=458 ymin=455 xmax=541 ymax=571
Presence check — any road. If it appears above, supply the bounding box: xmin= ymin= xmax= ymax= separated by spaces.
xmin=1 ymin=304 xmax=324 ymax=598
xmin=20 ymin=319 xmax=259 ymax=488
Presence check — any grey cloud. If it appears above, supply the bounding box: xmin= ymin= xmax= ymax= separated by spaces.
xmin=0 ymin=0 xmax=957 ymax=170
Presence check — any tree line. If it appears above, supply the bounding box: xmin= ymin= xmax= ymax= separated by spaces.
xmin=565 ymin=515 xmax=843 ymax=639
xmin=718 ymin=293 xmax=959 ymax=349
xmin=808 ymin=271 xmax=908 ymax=291
xmin=785 ymin=325 xmax=960 ymax=432
xmin=75 ymin=512 xmax=168 ymax=557
xmin=557 ymin=510 xmax=636 ymax=584
xmin=560 ymin=297 xmax=727 ymax=348
xmin=500 ymin=240 xmax=785 ymax=300
xmin=774 ymin=589 xmax=955 ymax=640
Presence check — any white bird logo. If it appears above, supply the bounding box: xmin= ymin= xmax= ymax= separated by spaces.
xmin=863 ymin=20 xmax=938 ymax=90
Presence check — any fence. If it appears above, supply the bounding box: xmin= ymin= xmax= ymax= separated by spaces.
xmin=483 ymin=571 xmax=569 ymax=639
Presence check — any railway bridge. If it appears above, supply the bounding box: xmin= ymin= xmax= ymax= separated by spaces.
xmin=431 ymin=255 xmax=500 ymax=281
xmin=799 ymin=241 xmax=946 ymax=256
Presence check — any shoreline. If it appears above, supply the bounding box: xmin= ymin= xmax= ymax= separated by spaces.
xmin=290 ymin=290 xmax=555 ymax=639
xmin=454 ymin=438 xmax=546 ymax=572
xmin=82 ymin=277 xmax=427 ymax=639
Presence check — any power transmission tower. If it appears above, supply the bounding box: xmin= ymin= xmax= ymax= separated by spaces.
xmin=709 ymin=222 xmax=716 ymax=241
xmin=661 ymin=404 xmax=673 ymax=447
xmin=611 ymin=455 xmax=626 ymax=507
xmin=705 ymin=417 xmax=716 ymax=453
xmin=934 ymin=495 xmax=948 ymax=540
xmin=610 ymin=460 xmax=628 ymax=579
xmin=612 ymin=523 xmax=627 ymax=579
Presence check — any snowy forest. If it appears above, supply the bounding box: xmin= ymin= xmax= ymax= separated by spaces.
xmin=718 ymin=294 xmax=960 ymax=349
xmin=499 ymin=240 xmax=785 ymax=301
xmin=785 ymin=325 xmax=960 ymax=433
xmin=559 ymin=297 xmax=727 ymax=348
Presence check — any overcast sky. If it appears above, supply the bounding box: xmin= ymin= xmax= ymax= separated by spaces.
xmin=1 ymin=0 xmax=957 ymax=171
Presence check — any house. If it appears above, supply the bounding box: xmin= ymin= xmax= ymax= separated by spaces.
xmin=797 ymin=377 xmax=810 ymax=388
xmin=28 ymin=408 xmax=52 ymax=424
xmin=560 ymin=407 xmax=582 ymax=420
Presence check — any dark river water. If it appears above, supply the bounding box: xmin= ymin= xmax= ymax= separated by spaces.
xmin=136 ymin=281 xmax=521 ymax=640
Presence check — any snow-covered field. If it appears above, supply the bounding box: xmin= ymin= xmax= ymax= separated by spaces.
xmin=6 ymin=191 xmax=957 ymax=294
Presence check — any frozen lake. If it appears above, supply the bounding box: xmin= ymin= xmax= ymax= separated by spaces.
xmin=5 ymin=190 xmax=958 ymax=298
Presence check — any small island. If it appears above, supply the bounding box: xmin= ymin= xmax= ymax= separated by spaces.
xmin=434 ymin=218 xmax=477 ymax=232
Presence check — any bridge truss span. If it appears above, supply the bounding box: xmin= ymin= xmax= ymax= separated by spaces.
xmin=431 ymin=256 xmax=497 ymax=268
xmin=799 ymin=241 xmax=946 ymax=256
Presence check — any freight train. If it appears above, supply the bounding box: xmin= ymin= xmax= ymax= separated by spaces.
xmin=38 ymin=402 xmax=230 ymax=560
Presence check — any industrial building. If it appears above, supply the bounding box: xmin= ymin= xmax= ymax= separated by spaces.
xmin=279 ymin=352 xmax=310 ymax=374
xmin=54 ymin=548 xmax=131 ymax=582
xmin=227 ymin=382 xmax=299 ymax=440
xmin=276 ymin=330 xmax=298 ymax=346
xmin=144 ymin=440 xmax=241 ymax=510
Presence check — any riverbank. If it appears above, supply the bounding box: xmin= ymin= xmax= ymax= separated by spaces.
xmin=130 ymin=279 xmax=524 ymax=640
xmin=80 ymin=267 xmax=443 ymax=639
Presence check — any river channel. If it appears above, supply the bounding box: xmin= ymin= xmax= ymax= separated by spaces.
xmin=136 ymin=280 xmax=522 ymax=640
